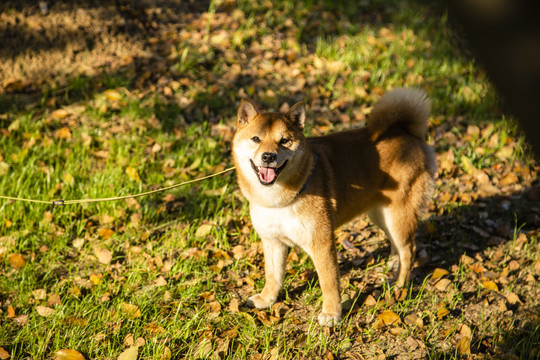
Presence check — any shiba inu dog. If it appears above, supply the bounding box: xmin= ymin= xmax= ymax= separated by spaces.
xmin=232 ymin=88 xmax=436 ymax=326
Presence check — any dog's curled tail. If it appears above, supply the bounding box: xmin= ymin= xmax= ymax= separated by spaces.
xmin=367 ymin=88 xmax=430 ymax=142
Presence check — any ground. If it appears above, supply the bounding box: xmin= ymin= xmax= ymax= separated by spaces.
xmin=0 ymin=0 xmax=539 ymax=359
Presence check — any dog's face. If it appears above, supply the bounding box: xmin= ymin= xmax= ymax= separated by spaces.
xmin=232 ymin=98 xmax=308 ymax=189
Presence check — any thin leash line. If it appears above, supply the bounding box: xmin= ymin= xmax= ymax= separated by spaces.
xmin=0 ymin=166 xmax=235 ymax=206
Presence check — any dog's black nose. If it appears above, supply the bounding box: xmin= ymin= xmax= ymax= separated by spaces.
xmin=261 ymin=152 xmax=277 ymax=164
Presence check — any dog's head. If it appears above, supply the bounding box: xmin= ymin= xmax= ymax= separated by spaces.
xmin=232 ymin=98 xmax=308 ymax=188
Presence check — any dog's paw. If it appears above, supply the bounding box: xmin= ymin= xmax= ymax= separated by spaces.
xmin=245 ymin=294 xmax=274 ymax=309
xmin=318 ymin=312 xmax=341 ymax=327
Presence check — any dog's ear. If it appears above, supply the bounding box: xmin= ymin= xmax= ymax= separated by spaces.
xmin=237 ymin=98 xmax=259 ymax=128
xmin=286 ymin=101 xmax=306 ymax=129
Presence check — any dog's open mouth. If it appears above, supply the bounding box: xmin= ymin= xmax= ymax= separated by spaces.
xmin=250 ymin=160 xmax=288 ymax=186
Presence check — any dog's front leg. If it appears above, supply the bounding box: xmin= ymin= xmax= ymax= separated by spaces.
xmin=310 ymin=236 xmax=342 ymax=326
xmin=246 ymin=237 xmax=288 ymax=309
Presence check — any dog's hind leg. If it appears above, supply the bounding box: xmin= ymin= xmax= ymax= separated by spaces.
xmin=246 ymin=237 xmax=288 ymax=309
xmin=368 ymin=206 xmax=416 ymax=288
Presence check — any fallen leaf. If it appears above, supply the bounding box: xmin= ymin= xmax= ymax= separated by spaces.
xmin=404 ymin=314 xmax=424 ymax=329
xmin=90 ymin=273 xmax=102 ymax=285
xmin=229 ymin=298 xmax=240 ymax=313
xmin=125 ymin=167 xmax=141 ymax=182
xmin=98 ymin=228 xmax=115 ymax=240
xmin=8 ymin=253 xmax=25 ymax=269
xmin=47 ymin=293 xmax=62 ymax=307
xmin=375 ymin=310 xmax=401 ymax=328
xmin=0 ymin=347 xmax=9 ymax=360
xmin=36 ymin=305 xmax=55 ymax=317
xmin=482 ymin=281 xmax=499 ymax=292
xmin=120 ymin=303 xmax=142 ymax=319
xmin=50 ymin=109 xmax=69 ymax=120
xmin=505 ymin=292 xmax=521 ymax=305
xmin=118 ymin=346 xmax=138 ymax=360
xmin=434 ymin=278 xmax=452 ymax=291
xmin=160 ymin=346 xmax=172 ymax=360
xmin=195 ymin=223 xmax=213 ymax=238
xmin=104 ymin=89 xmax=122 ymax=101
xmin=456 ymin=336 xmax=471 ymax=355
xmin=154 ymin=276 xmax=167 ymax=287
xmin=431 ymin=268 xmax=449 ymax=281
xmin=14 ymin=315 xmax=28 ymax=326
xmin=55 ymin=127 xmax=72 ymax=140
xmin=93 ymin=245 xmax=112 ymax=264
xmin=7 ymin=305 xmax=15 ymax=318
xmin=364 ymin=294 xmax=377 ymax=307
xmin=460 ymin=324 xmax=472 ymax=338
xmin=54 ymin=349 xmax=85 ymax=360
xmin=437 ymin=307 xmax=450 ymax=319
xmin=32 ymin=289 xmax=47 ymax=300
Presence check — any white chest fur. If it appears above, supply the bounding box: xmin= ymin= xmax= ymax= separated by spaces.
xmin=250 ymin=201 xmax=316 ymax=255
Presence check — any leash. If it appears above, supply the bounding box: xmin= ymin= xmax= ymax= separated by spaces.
xmin=0 ymin=166 xmax=235 ymax=206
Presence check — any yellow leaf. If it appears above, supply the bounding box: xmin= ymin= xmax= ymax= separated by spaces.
xmin=36 ymin=305 xmax=55 ymax=317
xmin=7 ymin=305 xmax=15 ymax=318
xmin=431 ymin=268 xmax=449 ymax=281
xmin=54 ymin=349 xmax=86 ymax=360
xmin=118 ymin=346 xmax=138 ymax=360
xmin=5 ymin=219 xmax=12 ymax=228
xmin=195 ymin=223 xmax=213 ymax=238
xmin=482 ymin=281 xmax=499 ymax=291
xmin=50 ymin=109 xmax=69 ymax=120
xmin=457 ymin=336 xmax=471 ymax=355
xmin=63 ymin=173 xmax=75 ymax=185
xmin=55 ymin=127 xmax=72 ymax=140
xmin=104 ymin=89 xmax=122 ymax=101
xmin=460 ymin=155 xmax=478 ymax=175
xmin=90 ymin=274 xmax=101 ymax=285
xmin=125 ymin=166 xmax=141 ymax=182
xmin=32 ymin=289 xmax=47 ymax=300
xmin=120 ymin=303 xmax=142 ymax=319
xmin=98 ymin=228 xmax=115 ymax=240
xmin=376 ymin=310 xmax=401 ymax=327
xmin=8 ymin=253 xmax=25 ymax=269
xmin=437 ymin=307 xmax=450 ymax=319
xmin=0 ymin=347 xmax=10 ymax=360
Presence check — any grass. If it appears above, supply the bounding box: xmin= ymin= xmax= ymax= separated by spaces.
xmin=1 ymin=0 xmax=539 ymax=359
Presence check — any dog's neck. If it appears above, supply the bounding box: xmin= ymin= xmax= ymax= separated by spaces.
xmin=296 ymin=153 xmax=318 ymax=197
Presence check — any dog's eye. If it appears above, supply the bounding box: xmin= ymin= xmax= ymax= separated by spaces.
xmin=279 ymin=138 xmax=290 ymax=145
xmin=251 ymin=136 xmax=261 ymax=143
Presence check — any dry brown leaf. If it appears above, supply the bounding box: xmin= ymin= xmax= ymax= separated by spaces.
xmin=54 ymin=349 xmax=86 ymax=360
xmin=482 ymin=281 xmax=499 ymax=292
xmin=50 ymin=109 xmax=69 ymax=120
xmin=160 ymin=346 xmax=172 ymax=360
xmin=460 ymin=324 xmax=472 ymax=338
xmin=48 ymin=293 xmax=62 ymax=307
xmin=0 ymin=347 xmax=10 ymax=360
xmin=8 ymin=253 xmax=25 ymax=269
xmin=145 ymin=323 xmax=166 ymax=335
xmin=36 ymin=305 xmax=55 ymax=317
xmin=14 ymin=315 xmax=28 ymax=326
xmin=375 ymin=310 xmax=401 ymax=328
xmin=499 ymin=173 xmax=519 ymax=186
xmin=437 ymin=307 xmax=450 ymax=319
xmin=154 ymin=276 xmax=167 ymax=287
xmin=93 ymin=246 xmax=112 ymax=264
xmin=507 ymin=260 xmax=520 ymax=271
xmin=434 ymin=278 xmax=452 ymax=291
xmin=7 ymin=305 xmax=15 ymax=318
xmin=505 ymin=292 xmax=521 ymax=305
xmin=229 ymin=298 xmax=240 ymax=313
xmin=456 ymin=336 xmax=471 ymax=355
xmin=431 ymin=268 xmax=449 ymax=281
xmin=364 ymin=294 xmax=377 ymax=307
xmin=120 ymin=303 xmax=142 ymax=319
xmin=232 ymin=245 xmax=245 ymax=259
xmin=55 ymin=127 xmax=72 ymax=140
xmin=404 ymin=314 xmax=424 ymax=329
xmin=117 ymin=346 xmax=138 ymax=360
xmin=98 ymin=228 xmax=115 ymax=240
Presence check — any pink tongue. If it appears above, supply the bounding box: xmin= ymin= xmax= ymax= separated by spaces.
xmin=259 ymin=167 xmax=277 ymax=183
